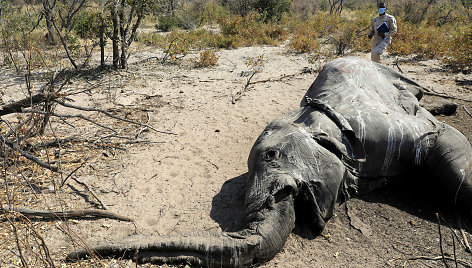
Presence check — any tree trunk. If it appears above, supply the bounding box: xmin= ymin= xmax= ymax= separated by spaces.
xmin=111 ymin=1 xmax=119 ymax=69
xmin=99 ymin=16 xmax=105 ymax=67
xmin=119 ymin=0 xmax=127 ymax=69
xmin=42 ymin=0 xmax=57 ymax=45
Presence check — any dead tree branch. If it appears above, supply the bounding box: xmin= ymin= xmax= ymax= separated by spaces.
xmin=463 ymin=106 xmax=472 ymax=119
xmin=456 ymin=217 xmax=472 ymax=254
xmin=408 ymin=256 xmax=472 ymax=267
xmin=1 ymin=206 xmax=133 ymax=222
xmin=71 ymin=177 xmax=108 ymax=210
xmin=436 ymin=213 xmax=450 ymax=268
xmin=232 ymin=68 xmax=313 ymax=104
xmin=0 ymin=92 xmax=59 ymax=116
xmin=232 ymin=71 xmax=257 ymax=104
xmin=54 ymin=100 xmax=177 ymax=135
xmin=424 ymin=92 xmax=472 ymax=103
xmin=0 ymin=134 xmax=60 ymax=173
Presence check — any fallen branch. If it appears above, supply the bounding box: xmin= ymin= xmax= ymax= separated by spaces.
xmin=71 ymin=177 xmax=108 ymax=210
xmin=232 ymin=71 xmax=257 ymax=104
xmin=1 ymin=206 xmax=133 ymax=222
xmin=424 ymin=92 xmax=472 ymax=102
xmin=463 ymin=106 xmax=472 ymax=119
xmin=0 ymin=92 xmax=59 ymax=116
xmin=456 ymin=217 xmax=472 ymax=254
xmin=394 ymin=57 xmax=404 ymax=74
xmin=408 ymin=256 xmax=472 ymax=267
xmin=232 ymin=68 xmax=312 ymax=104
xmin=248 ymin=72 xmax=300 ymax=85
xmin=54 ymin=100 xmax=177 ymax=135
xmin=22 ymin=109 xmax=118 ymax=133
xmin=436 ymin=213 xmax=450 ymax=268
xmin=0 ymin=134 xmax=60 ymax=173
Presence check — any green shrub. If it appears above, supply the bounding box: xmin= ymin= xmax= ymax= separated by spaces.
xmin=445 ymin=27 xmax=472 ymax=71
xmin=191 ymin=0 xmax=230 ymax=25
xmin=219 ymin=13 xmax=288 ymax=46
xmin=389 ymin=20 xmax=446 ymax=59
xmin=73 ymin=10 xmax=103 ymax=38
xmin=156 ymin=15 xmax=183 ymax=32
xmin=138 ymin=32 xmax=167 ymax=47
xmin=194 ymin=49 xmax=219 ymax=67
xmin=254 ymin=0 xmax=291 ymax=22
xmin=289 ymin=33 xmax=319 ymax=53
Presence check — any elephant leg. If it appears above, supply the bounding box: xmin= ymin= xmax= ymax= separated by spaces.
xmin=424 ymin=125 xmax=472 ymax=212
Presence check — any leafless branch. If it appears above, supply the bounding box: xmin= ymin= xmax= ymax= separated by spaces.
xmin=71 ymin=177 xmax=108 ymax=210
xmin=436 ymin=213 xmax=450 ymax=268
xmin=54 ymin=100 xmax=177 ymax=135
xmin=1 ymin=206 xmax=133 ymax=222
xmin=1 ymin=133 xmax=60 ymax=173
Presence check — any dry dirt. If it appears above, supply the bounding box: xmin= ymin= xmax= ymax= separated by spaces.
xmin=1 ymin=43 xmax=472 ymax=268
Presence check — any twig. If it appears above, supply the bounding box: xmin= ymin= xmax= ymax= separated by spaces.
xmin=456 ymin=217 xmax=472 ymax=253
xmin=452 ymin=231 xmax=458 ymax=268
xmin=463 ymin=106 xmax=472 ymax=119
xmin=1 ymin=206 xmax=133 ymax=222
xmin=424 ymin=92 xmax=472 ymax=102
xmin=54 ymin=100 xmax=177 ymax=135
xmin=231 ymin=68 xmax=311 ymax=104
xmin=5 ymin=215 xmax=28 ymax=266
xmin=135 ymin=112 xmax=151 ymax=138
xmin=31 ymin=136 xmax=81 ymax=149
xmin=0 ymin=134 xmax=60 ymax=173
xmin=436 ymin=213 xmax=450 ymax=268
xmin=248 ymin=73 xmax=299 ymax=85
xmin=19 ymin=215 xmax=56 ymax=267
xmin=22 ymin=109 xmax=118 ymax=134
xmin=71 ymin=177 xmax=108 ymax=210
xmin=395 ymin=57 xmax=404 ymax=74
xmin=232 ymin=71 xmax=257 ymax=104
xmin=408 ymin=256 xmax=472 ymax=267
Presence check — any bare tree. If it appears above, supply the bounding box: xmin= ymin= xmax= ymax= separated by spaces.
xmin=109 ymin=0 xmax=153 ymax=69
xmin=42 ymin=0 xmax=57 ymax=44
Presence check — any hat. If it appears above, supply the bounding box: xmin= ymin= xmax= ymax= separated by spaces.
xmin=377 ymin=2 xmax=386 ymax=8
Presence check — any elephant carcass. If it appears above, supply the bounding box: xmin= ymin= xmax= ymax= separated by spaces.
xmin=67 ymin=57 xmax=472 ymax=267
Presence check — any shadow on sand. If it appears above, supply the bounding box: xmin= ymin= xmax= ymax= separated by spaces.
xmin=209 ymin=169 xmax=472 ymax=237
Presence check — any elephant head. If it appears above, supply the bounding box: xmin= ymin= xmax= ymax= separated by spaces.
xmin=67 ymin=117 xmax=350 ymax=267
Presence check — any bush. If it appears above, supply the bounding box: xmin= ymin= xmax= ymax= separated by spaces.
xmin=73 ymin=10 xmax=103 ymax=38
xmin=289 ymin=33 xmax=319 ymax=53
xmin=219 ymin=13 xmax=288 ymax=46
xmin=253 ymin=0 xmax=291 ymax=22
xmin=190 ymin=0 xmax=230 ymax=25
xmin=445 ymin=27 xmax=472 ymax=71
xmin=156 ymin=15 xmax=183 ymax=32
xmin=194 ymin=49 xmax=219 ymax=67
xmin=389 ymin=20 xmax=446 ymax=59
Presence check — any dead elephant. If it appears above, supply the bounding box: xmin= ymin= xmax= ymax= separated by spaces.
xmin=67 ymin=57 xmax=472 ymax=267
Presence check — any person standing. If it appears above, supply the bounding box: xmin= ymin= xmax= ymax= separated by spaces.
xmin=368 ymin=2 xmax=397 ymax=63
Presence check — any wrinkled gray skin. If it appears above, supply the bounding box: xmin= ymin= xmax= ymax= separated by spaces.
xmin=67 ymin=57 xmax=472 ymax=267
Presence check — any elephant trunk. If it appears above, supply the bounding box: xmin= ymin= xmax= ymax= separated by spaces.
xmin=67 ymin=195 xmax=295 ymax=267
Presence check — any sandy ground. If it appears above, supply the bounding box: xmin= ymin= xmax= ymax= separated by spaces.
xmin=1 ymin=43 xmax=472 ymax=267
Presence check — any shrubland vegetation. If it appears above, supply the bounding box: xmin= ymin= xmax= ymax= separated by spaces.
xmin=0 ymin=0 xmax=470 ymax=71
xmin=0 ymin=0 xmax=471 ymax=266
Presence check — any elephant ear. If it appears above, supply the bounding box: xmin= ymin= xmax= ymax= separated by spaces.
xmin=304 ymin=97 xmax=366 ymax=165
xmin=313 ymin=132 xmax=364 ymax=176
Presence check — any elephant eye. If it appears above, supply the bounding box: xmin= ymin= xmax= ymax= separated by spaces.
xmin=263 ymin=150 xmax=280 ymax=161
